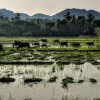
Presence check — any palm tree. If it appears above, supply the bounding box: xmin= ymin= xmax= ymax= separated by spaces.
xmin=71 ymin=15 xmax=76 ymax=23
xmin=46 ymin=22 xmax=55 ymax=28
xmin=87 ymin=13 xmax=94 ymax=23
xmin=64 ymin=12 xmax=72 ymax=21
xmin=15 ymin=13 xmax=21 ymax=22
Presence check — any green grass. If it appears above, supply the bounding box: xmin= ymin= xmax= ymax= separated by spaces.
xmin=0 ymin=37 xmax=100 ymax=44
xmin=0 ymin=37 xmax=100 ymax=64
xmin=0 ymin=46 xmax=100 ymax=64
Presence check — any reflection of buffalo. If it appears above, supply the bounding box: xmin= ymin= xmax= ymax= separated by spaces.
xmin=41 ymin=43 xmax=48 ymax=48
xmin=86 ymin=42 xmax=94 ymax=47
xmin=13 ymin=41 xmax=22 ymax=47
xmin=17 ymin=42 xmax=30 ymax=50
xmin=60 ymin=42 xmax=68 ymax=47
xmin=71 ymin=42 xmax=80 ymax=47
xmin=0 ymin=44 xmax=4 ymax=51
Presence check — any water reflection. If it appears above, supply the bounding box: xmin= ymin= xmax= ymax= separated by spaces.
xmin=0 ymin=63 xmax=100 ymax=100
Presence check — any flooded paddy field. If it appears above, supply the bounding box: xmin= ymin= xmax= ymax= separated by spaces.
xmin=0 ymin=37 xmax=100 ymax=100
xmin=0 ymin=63 xmax=100 ymax=100
xmin=0 ymin=47 xmax=100 ymax=66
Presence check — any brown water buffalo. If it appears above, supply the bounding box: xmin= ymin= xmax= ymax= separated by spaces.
xmin=71 ymin=42 xmax=80 ymax=48
xmin=17 ymin=42 xmax=30 ymax=50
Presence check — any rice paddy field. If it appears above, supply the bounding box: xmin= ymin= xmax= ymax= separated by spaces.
xmin=0 ymin=37 xmax=100 ymax=100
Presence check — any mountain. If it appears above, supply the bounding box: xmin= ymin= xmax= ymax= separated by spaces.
xmin=52 ymin=8 xmax=100 ymax=19
xmin=20 ymin=13 xmax=30 ymax=20
xmin=0 ymin=9 xmax=30 ymax=20
xmin=0 ymin=9 xmax=50 ymax=20
xmin=32 ymin=13 xmax=51 ymax=19
xmin=0 ymin=8 xmax=100 ymax=20
xmin=0 ymin=9 xmax=15 ymax=18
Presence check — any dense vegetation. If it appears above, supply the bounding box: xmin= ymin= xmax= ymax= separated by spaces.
xmin=0 ymin=12 xmax=100 ymax=37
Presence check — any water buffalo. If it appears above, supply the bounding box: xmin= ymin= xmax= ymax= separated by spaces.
xmin=17 ymin=42 xmax=30 ymax=50
xmin=53 ymin=39 xmax=60 ymax=43
xmin=60 ymin=42 xmax=68 ymax=47
xmin=86 ymin=42 xmax=94 ymax=47
xmin=41 ymin=39 xmax=48 ymax=43
xmin=33 ymin=42 xmax=40 ymax=47
xmin=13 ymin=41 xmax=22 ymax=47
xmin=41 ymin=43 xmax=48 ymax=48
xmin=0 ymin=44 xmax=4 ymax=51
xmin=71 ymin=42 xmax=80 ymax=47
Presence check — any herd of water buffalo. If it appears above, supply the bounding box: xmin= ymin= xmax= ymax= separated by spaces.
xmin=0 ymin=39 xmax=95 ymax=51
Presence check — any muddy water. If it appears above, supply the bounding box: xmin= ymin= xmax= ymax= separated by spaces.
xmin=0 ymin=63 xmax=100 ymax=100
xmin=3 ymin=44 xmax=12 ymax=47
xmin=3 ymin=44 xmax=34 ymax=47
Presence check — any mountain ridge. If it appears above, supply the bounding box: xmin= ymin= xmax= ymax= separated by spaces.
xmin=52 ymin=8 xmax=100 ymax=19
xmin=32 ymin=13 xmax=51 ymax=19
xmin=0 ymin=8 xmax=100 ymax=19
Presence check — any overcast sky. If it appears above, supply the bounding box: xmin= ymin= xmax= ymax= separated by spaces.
xmin=0 ymin=0 xmax=100 ymax=15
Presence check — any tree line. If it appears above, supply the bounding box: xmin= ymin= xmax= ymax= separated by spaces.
xmin=0 ymin=12 xmax=100 ymax=37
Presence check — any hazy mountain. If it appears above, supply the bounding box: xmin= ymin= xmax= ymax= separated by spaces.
xmin=0 ymin=9 xmax=30 ymax=20
xmin=0 ymin=9 xmax=50 ymax=19
xmin=20 ymin=13 xmax=31 ymax=20
xmin=32 ymin=13 xmax=51 ymax=19
xmin=52 ymin=8 xmax=100 ymax=19
xmin=0 ymin=9 xmax=15 ymax=18
xmin=0 ymin=8 xmax=100 ymax=20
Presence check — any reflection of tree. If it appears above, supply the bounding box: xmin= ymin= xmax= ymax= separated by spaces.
xmin=51 ymin=87 xmax=56 ymax=100
xmin=62 ymin=95 xmax=69 ymax=100
xmin=61 ymin=86 xmax=69 ymax=100
xmin=64 ymin=12 xmax=72 ymax=22
xmin=74 ymin=65 xmax=83 ymax=81
xmin=59 ymin=65 xmax=64 ymax=71
xmin=62 ymin=83 xmax=68 ymax=91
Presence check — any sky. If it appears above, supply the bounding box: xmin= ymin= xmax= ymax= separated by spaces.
xmin=0 ymin=0 xmax=100 ymax=16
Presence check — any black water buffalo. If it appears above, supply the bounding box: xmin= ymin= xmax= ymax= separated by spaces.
xmin=41 ymin=39 xmax=48 ymax=43
xmin=86 ymin=42 xmax=94 ymax=47
xmin=71 ymin=42 xmax=80 ymax=47
xmin=53 ymin=39 xmax=60 ymax=43
xmin=0 ymin=44 xmax=4 ymax=51
xmin=33 ymin=42 xmax=40 ymax=47
xmin=17 ymin=42 xmax=30 ymax=50
xmin=60 ymin=42 xmax=68 ymax=47
xmin=13 ymin=41 xmax=22 ymax=47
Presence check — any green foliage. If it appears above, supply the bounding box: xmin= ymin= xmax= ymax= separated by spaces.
xmin=96 ymin=27 xmax=100 ymax=36
xmin=11 ymin=13 xmax=21 ymax=23
xmin=0 ymin=12 xmax=99 ymax=37
xmin=46 ymin=21 xmax=55 ymax=28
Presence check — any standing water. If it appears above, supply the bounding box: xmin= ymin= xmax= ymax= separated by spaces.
xmin=0 ymin=63 xmax=100 ymax=100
